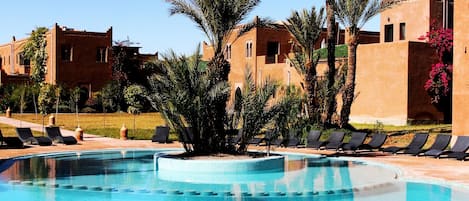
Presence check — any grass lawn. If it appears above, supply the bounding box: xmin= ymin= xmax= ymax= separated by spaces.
xmin=2 ymin=112 xmax=452 ymax=147
xmin=5 ymin=112 xmax=175 ymax=140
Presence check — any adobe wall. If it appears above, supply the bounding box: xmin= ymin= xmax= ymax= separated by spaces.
xmin=352 ymin=42 xmax=410 ymax=125
xmin=452 ymin=0 xmax=469 ymax=136
xmin=380 ymin=0 xmax=432 ymax=43
xmin=0 ymin=39 xmax=28 ymax=77
xmin=54 ymin=26 xmax=112 ymax=92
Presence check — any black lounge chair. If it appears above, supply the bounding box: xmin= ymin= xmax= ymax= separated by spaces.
xmin=356 ymin=133 xmax=387 ymax=151
xmin=0 ymin=130 xmax=3 ymax=147
xmin=305 ymin=130 xmax=321 ymax=147
xmin=308 ymin=131 xmax=345 ymax=150
xmin=261 ymin=130 xmax=284 ymax=146
xmin=16 ymin=127 xmax=52 ymax=146
xmin=424 ymin=136 xmax=469 ymax=160
xmin=382 ymin=132 xmax=429 ymax=154
xmin=404 ymin=134 xmax=451 ymax=156
xmin=151 ymin=126 xmax=170 ymax=143
xmin=341 ymin=132 xmax=368 ymax=151
xmin=45 ymin=127 xmax=78 ymax=145
xmin=284 ymin=129 xmax=302 ymax=148
xmin=0 ymin=130 xmax=24 ymax=148
xmin=323 ymin=131 xmax=347 ymax=150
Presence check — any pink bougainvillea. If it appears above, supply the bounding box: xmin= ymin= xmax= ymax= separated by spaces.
xmin=424 ymin=63 xmax=452 ymax=103
xmin=420 ymin=20 xmax=453 ymax=103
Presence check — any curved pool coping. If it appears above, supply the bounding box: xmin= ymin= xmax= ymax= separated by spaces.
xmin=2 ymin=148 xmax=469 ymax=192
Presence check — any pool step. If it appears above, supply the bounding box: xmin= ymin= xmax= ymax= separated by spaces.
xmin=7 ymin=179 xmax=394 ymax=198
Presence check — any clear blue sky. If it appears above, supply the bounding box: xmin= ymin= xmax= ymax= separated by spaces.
xmin=1 ymin=0 xmax=379 ymax=55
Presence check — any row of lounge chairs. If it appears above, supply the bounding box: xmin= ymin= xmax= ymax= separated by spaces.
xmin=0 ymin=127 xmax=77 ymax=148
xmin=382 ymin=132 xmax=469 ymax=160
xmin=149 ymin=126 xmax=469 ymax=161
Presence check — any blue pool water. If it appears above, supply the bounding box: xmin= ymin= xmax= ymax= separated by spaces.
xmin=0 ymin=149 xmax=467 ymax=201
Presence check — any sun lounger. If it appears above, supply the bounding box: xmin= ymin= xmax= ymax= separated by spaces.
xmin=308 ymin=131 xmax=345 ymax=150
xmin=356 ymin=133 xmax=387 ymax=151
xmin=382 ymin=132 xmax=429 ymax=154
xmin=305 ymin=130 xmax=321 ymax=148
xmin=152 ymin=126 xmax=170 ymax=143
xmin=16 ymin=127 xmax=52 ymax=146
xmin=323 ymin=131 xmax=347 ymax=150
xmin=260 ymin=130 xmax=283 ymax=146
xmin=341 ymin=132 xmax=368 ymax=151
xmin=404 ymin=134 xmax=451 ymax=156
xmin=424 ymin=136 xmax=469 ymax=160
xmin=45 ymin=127 xmax=78 ymax=145
xmin=284 ymin=129 xmax=302 ymax=148
xmin=0 ymin=130 xmax=24 ymax=148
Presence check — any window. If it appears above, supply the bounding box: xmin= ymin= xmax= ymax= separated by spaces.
xmin=0 ymin=56 xmax=2 ymax=68
xmin=384 ymin=24 xmax=394 ymax=42
xmin=266 ymin=41 xmax=279 ymax=64
xmin=399 ymin=23 xmax=406 ymax=40
xmin=18 ymin=52 xmax=30 ymax=66
xmin=225 ymin=44 xmax=231 ymax=60
xmin=246 ymin=41 xmax=253 ymax=58
xmin=96 ymin=47 xmax=108 ymax=63
xmin=61 ymin=44 xmax=73 ymax=61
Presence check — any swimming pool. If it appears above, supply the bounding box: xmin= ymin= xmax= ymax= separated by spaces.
xmin=0 ymin=149 xmax=467 ymax=201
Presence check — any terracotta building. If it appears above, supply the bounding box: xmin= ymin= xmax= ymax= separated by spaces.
xmin=452 ymin=0 xmax=468 ymax=136
xmin=0 ymin=23 xmax=113 ymax=95
xmin=350 ymin=0 xmax=453 ymax=125
xmin=202 ymin=18 xmax=379 ymax=100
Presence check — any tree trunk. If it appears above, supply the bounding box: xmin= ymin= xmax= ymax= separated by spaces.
xmin=340 ymin=28 xmax=358 ymax=128
xmin=325 ymin=1 xmax=337 ymax=127
xmin=305 ymin=63 xmax=318 ymax=123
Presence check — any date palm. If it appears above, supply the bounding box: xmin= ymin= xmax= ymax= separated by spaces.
xmin=284 ymin=6 xmax=325 ymax=123
xmin=334 ymin=0 xmax=384 ymax=128
xmin=146 ymin=48 xmax=230 ymax=154
xmin=325 ymin=0 xmax=337 ymax=126
xmin=166 ymin=0 xmax=263 ymax=152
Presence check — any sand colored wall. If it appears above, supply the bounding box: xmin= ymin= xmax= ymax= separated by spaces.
xmin=452 ymin=0 xmax=469 ymax=136
xmin=380 ymin=0 xmax=439 ymax=43
xmin=351 ymin=41 xmax=441 ymax=125
xmin=352 ymin=42 xmax=410 ymax=125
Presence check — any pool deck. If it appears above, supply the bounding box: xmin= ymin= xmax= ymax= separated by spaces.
xmin=1 ymin=117 xmax=468 ymax=188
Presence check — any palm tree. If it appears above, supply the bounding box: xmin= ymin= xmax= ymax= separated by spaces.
xmin=146 ymin=48 xmax=230 ymax=154
xmin=284 ymin=6 xmax=325 ymax=123
xmin=325 ymin=0 xmax=337 ymax=126
xmin=334 ymin=0 xmax=383 ymax=128
xmin=166 ymin=0 xmax=263 ymax=151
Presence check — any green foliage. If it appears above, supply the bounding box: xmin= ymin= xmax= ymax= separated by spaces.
xmin=146 ymin=48 xmax=230 ymax=154
xmin=315 ymin=44 xmax=348 ymax=59
xmin=23 ymin=27 xmax=48 ymax=83
xmin=271 ymin=86 xmax=304 ymax=141
xmin=284 ymin=6 xmax=325 ymax=125
xmin=284 ymin=6 xmax=325 ymax=64
xmin=167 ymin=0 xmax=260 ymax=55
xmin=124 ymin=84 xmax=147 ymax=115
xmin=101 ymin=81 xmax=120 ymax=112
xmin=38 ymin=84 xmax=57 ymax=115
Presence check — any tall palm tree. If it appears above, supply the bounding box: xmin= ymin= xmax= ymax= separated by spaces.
xmin=166 ymin=0 xmax=262 ymax=149
xmin=284 ymin=6 xmax=325 ymax=122
xmin=325 ymin=0 xmax=337 ymax=126
xmin=334 ymin=0 xmax=383 ymax=128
